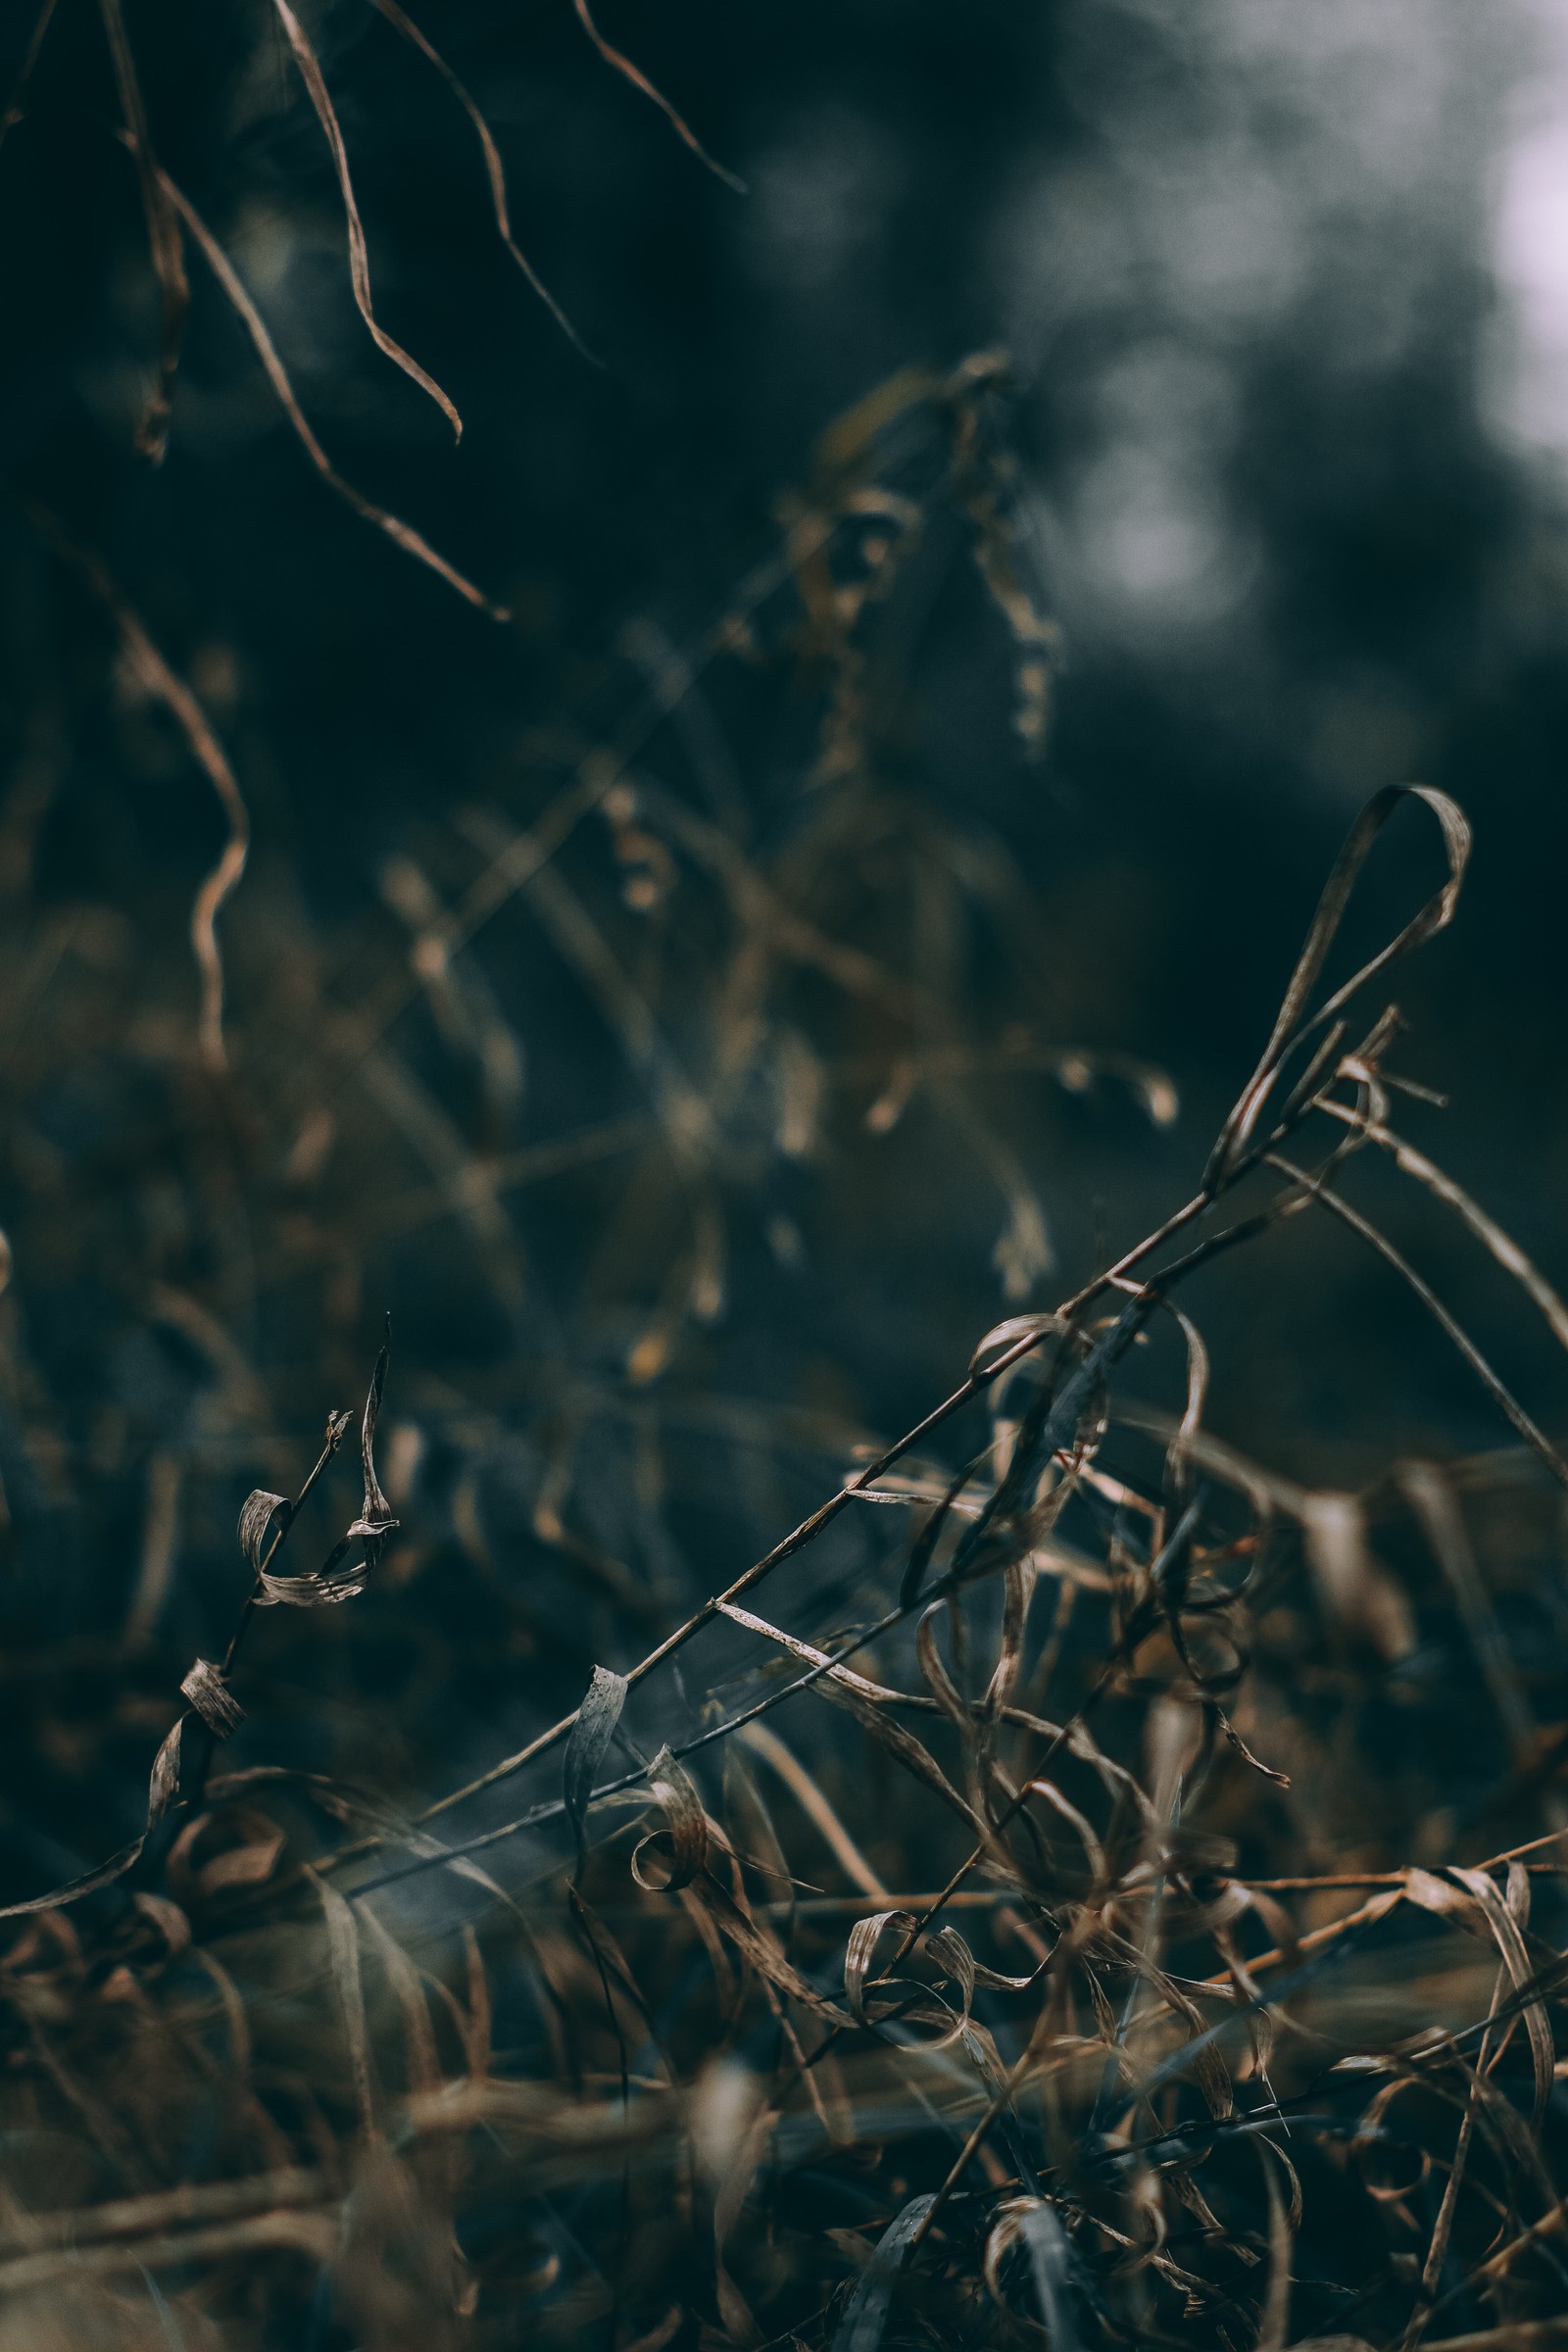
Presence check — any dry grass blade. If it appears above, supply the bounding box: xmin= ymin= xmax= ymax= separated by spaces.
xmin=1266 ymin=1152 xmax=1568 ymax=1487
xmin=0 ymin=2204 xmax=339 ymax=2293
xmin=1422 ymin=2329 xmax=1568 ymax=2351
xmin=1258 ymin=2150 xmax=1293 ymax=2352
xmin=0 ymin=2167 xmax=326 ymax=2258
xmin=832 ymin=2193 xmax=936 ymax=2351
xmin=158 ymin=168 xmax=506 ymax=616
xmin=350 ymin=1328 xmax=397 ymax=1555
xmin=21 ymin=504 xmax=249 ymax=1067
xmin=1444 ymin=1866 xmax=1555 ymax=2130
xmin=0 ymin=1712 xmax=183 ymax=1915
xmin=983 ymin=2195 xmax=1083 ymax=2349
xmin=571 ymin=0 xmax=745 ymax=192
xmin=1316 ymin=1101 xmax=1568 ymax=1352
xmin=312 ymin=1869 xmax=376 ymax=2141
xmin=737 ymin=1720 xmax=892 ymax=1902
xmin=368 ymin=0 xmax=595 ymax=359
xmin=1207 ymin=784 xmax=1470 ymax=1187
xmin=1399 ymin=1462 xmax=1539 ymax=1766
xmin=0 ymin=0 xmax=57 ymax=152
xmin=98 ymin=0 xmax=187 ymax=460
xmin=1298 ymin=1488 xmax=1415 ymax=1661
xmin=271 ymin=0 xmax=464 ymax=439
xmin=718 ymin=1601 xmax=984 ymax=1833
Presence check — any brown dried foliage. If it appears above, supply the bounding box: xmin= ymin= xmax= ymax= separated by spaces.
xmin=0 ymin=367 xmax=1567 ymax=2352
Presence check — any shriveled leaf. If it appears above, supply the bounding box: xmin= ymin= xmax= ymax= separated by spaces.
xmin=239 ymin=1490 xmax=292 ymax=1575
xmin=349 ymin=1330 xmax=399 ymax=1558
xmin=563 ymin=1663 xmax=629 ymax=1866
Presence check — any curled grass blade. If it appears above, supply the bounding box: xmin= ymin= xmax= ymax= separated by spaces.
xmin=160 ymin=170 xmax=506 ymax=616
xmin=270 ymin=0 xmax=464 ymax=440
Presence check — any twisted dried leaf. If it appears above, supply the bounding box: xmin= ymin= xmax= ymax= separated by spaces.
xmin=1406 ymin=1867 xmax=1555 ymax=2132
xmin=631 ymin=1746 xmax=709 ymax=1892
xmin=239 ymin=1490 xmax=292 ymax=1574
xmin=845 ymin=1908 xmax=919 ymax=2028
xmin=179 ymin=1658 xmax=243 ymax=1738
xmin=973 ymin=1317 xmax=1071 ymax=1383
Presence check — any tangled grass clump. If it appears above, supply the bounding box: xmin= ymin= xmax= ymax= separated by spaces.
xmin=1 ymin=761 xmax=1568 ymax=2351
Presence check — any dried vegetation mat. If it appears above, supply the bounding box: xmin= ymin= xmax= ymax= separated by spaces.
xmin=2 ymin=769 xmax=1568 ymax=2352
